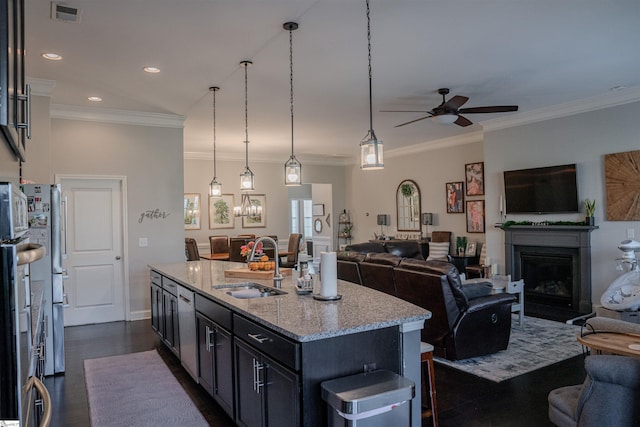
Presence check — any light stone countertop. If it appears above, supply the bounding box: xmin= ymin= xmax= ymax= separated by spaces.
xmin=149 ymin=260 xmax=430 ymax=342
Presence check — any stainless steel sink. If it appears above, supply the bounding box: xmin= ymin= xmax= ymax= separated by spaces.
xmin=212 ymin=282 xmax=287 ymax=299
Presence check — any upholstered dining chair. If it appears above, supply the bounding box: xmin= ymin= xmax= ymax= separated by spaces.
xmin=236 ymin=233 xmax=256 ymax=239
xmin=185 ymin=237 xmax=201 ymax=261
xmin=208 ymin=235 xmax=230 ymax=261
xmin=279 ymin=233 xmax=303 ymax=268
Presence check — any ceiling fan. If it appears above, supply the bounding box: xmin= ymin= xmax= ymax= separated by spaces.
xmin=383 ymin=88 xmax=518 ymax=128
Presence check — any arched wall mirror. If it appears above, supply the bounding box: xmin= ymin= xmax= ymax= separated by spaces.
xmin=396 ymin=180 xmax=421 ymax=231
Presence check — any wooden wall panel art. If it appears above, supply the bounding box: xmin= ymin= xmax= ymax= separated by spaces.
xmin=605 ymin=149 xmax=640 ymax=221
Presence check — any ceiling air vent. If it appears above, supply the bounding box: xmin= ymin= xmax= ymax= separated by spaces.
xmin=50 ymin=2 xmax=82 ymax=23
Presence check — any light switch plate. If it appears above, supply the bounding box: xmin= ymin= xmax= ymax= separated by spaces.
xmin=139 ymin=237 xmax=148 ymax=247
xmin=628 ymin=229 xmax=635 ymax=239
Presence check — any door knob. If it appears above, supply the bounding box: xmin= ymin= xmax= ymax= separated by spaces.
xmin=115 ymin=256 xmax=121 ymax=260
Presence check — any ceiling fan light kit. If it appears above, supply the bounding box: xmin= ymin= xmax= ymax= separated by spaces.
xmin=385 ymin=87 xmax=518 ymax=128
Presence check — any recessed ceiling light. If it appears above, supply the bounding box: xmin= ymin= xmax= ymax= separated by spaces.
xmin=88 ymin=96 xmax=102 ymax=102
xmin=42 ymin=52 xmax=62 ymax=61
xmin=143 ymin=66 xmax=161 ymax=74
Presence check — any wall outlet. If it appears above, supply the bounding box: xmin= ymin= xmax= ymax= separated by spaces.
xmin=139 ymin=237 xmax=148 ymax=247
xmin=628 ymin=229 xmax=635 ymax=239
xmin=363 ymin=363 xmax=376 ymax=372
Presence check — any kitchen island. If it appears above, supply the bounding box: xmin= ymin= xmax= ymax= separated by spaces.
xmin=149 ymin=260 xmax=430 ymax=426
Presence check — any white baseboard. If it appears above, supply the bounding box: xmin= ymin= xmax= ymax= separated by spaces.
xmin=129 ymin=309 xmax=151 ymax=321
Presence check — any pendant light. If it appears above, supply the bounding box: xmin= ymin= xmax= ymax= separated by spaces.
xmin=239 ymin=60 xmax=255 ymax=192
xmin=208 ymin=86 xmax=223 ymax=198
xmin=283 ymin=22 xmax=302 ymax=186
xmin=360 ymin=0 xmax=384 ymax=170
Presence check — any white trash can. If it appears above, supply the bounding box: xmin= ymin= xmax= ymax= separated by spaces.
xmin=321 ymin=370 xmax=415 ymax=427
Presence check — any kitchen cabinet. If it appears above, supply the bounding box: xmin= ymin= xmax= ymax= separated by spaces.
xmin=235 ymin=337 xmax=299 ymax=427
xmin=0 ymin=0 xmax=29 ymax=161
xmin=161 ymin=277 xmax=180 ymax=357
xmin=195 ymin=294 xmax=234 ymax=418
xmin=150 ymin=271 xmax=162 ymax=335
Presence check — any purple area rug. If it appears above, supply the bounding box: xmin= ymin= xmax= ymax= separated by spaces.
xmin=84 ymin=350 xmax=209 ymax=427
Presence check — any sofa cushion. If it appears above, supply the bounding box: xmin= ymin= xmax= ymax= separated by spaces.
xmin=345 ymin=242 xmax=386 ymax=254
xmin=336 ymin=251 xmax=367 ymax=263
xmin=384 ymin=241 xmax=423 ymax=259
xmin=399 ymin=258 xmax=452 ymax=274
xmin=363 ymin=252 xmax=402 ymax=266
xmin=426 ymin=241 xmax=450 ymax=261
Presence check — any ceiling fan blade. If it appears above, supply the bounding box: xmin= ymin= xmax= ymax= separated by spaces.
xmin=454 ymin=115 xmax=473 ymax=127
xmin=380 ymin=110 xmax=431 ymax=113
xmin=458 ymin=105 xmax=519 ymax=114
xmin=443 ymin=95 xmax=469 ymax=110
xmin=394 ymin=115 xmax=432 ymax=128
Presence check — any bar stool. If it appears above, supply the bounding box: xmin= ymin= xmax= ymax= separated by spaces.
xmin=421 ymin=341 xmax=438 ymax=427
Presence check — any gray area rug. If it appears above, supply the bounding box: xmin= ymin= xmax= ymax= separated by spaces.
xmin=84 ymin=350 xmax=209 ymax=427
xmin=434 ymin=315 xmax=583 ymax=382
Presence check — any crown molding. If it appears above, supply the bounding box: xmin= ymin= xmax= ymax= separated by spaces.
xmin=51 ymin=104 xmax=185 ymax=128
xmin=26 ymin=78 xmax=56 ymax=96
xmin=384 ymin=131 xmax=483 ymax=160
xmin=481 ymin=86 xmax=640 ymax=131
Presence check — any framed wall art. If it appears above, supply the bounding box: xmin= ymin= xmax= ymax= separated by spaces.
xmin=466 ymin=200 xmax=485 ymax=233
xmin=465 ymin=162 xmax=485 ymax=196
xmin=209 ymin=194 xmax=234 ymax=229
xmin=445 ymin=181 xmax=464 ymax=213
xmin=606 ymin=149 xmax=640 ymax=220
xmin=312 ymin=204 xmax=325 ymax=216
xmin=242 ymin=194 xmax=267 ymax=228
xmin=184 ymin=193 xmax=201 ymax=230
xmin=465 ymin=241 xmax=477 ymax=256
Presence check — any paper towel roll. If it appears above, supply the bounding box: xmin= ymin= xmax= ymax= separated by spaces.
xmin=320 ymin=252 xmax=338 ymax=297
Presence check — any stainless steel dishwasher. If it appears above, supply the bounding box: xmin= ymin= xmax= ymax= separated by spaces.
xmin=177 ymin=285 xmax=198 ymax=381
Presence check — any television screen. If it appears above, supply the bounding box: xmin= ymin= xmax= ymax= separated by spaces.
xmin=504 ymin=164 xmax=579 ymax=214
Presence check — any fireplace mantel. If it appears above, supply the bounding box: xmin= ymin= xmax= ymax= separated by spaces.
xmin=502 ymin=225 xmax=598 ymax=319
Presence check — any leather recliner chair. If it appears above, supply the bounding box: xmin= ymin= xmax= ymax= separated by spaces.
xmin=394 ymin=258 xmax=516 ymax=360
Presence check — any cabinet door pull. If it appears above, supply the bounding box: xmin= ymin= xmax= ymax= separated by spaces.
xmin=179 ymin=294 xmax=191 ymax=304
xmin=205 ymin=325 xmax=214 ymax=352
xmin=253 ymin=358 xmax=264 ymax=394
xmin=248 ymin=333 xmax=271 ymax=344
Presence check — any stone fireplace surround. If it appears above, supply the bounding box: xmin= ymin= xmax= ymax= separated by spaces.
xmin=503 ymin=225 xmax=598 ymax=319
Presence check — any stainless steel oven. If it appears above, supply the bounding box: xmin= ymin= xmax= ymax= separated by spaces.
xmin=0 ymin=182 xmax=50 ymax=426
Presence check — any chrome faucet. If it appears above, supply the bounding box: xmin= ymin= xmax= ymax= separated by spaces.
xmin=248 ymin=236 xmax=284 ymax=289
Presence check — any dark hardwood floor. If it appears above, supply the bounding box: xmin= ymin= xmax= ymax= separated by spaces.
xmin=44 ymin=320 xmax=586 ymax=427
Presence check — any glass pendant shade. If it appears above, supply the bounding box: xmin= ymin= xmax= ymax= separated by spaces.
xmin=240 ymin=165 xmax=255 ymax=191
xmin=284 ymin=155 xmax=302 ymax=186
xmin=360 ymin=133 xmax=384 ymax=170
xmin=433 ymin=114 xmax=458 ymax=124
xmin=209 ymin=178 xmax=222 ymax=198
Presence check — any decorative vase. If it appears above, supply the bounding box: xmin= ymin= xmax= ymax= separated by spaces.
xmin=585 ymin=216 xmax=595 ymax=226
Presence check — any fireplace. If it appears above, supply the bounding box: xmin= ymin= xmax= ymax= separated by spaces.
xmin=503 ymin=225 xmax=597 ymax=321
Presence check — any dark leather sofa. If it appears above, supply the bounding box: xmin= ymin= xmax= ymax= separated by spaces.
xmin=336 ymin=246 xmax=516 ymax=360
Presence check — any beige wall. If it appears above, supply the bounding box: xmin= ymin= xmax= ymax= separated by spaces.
xmin=184 ymin=157 xmax=346 ymax=252
xmin=41 ymin=116 xmax=184 ymax=319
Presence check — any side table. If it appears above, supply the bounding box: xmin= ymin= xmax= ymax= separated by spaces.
xmin=450 ymin=255 xmax=479 ymax=275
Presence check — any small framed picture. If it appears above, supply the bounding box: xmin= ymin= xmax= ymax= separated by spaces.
xmin=312 ymin=204 xmax=325 ymax=216
xmin=445 ymin=182 xmax=464 ymax=213
xmin=466 ymin=200 xmax=485 ymax=233
xmin=209 ymin=194 xmax=234 ymax=229
xmin=184 ymin=193 xmax=201 ymax=230
xmin=465 ymin=162 xmax=485 ymax=196
xmin=242 ymin=194 xmax=267 ymax=228
xmin=465 ymin=241 xmax=477 ymax=257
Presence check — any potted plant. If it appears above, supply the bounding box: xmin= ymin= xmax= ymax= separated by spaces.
xmin=584 ymin=199 xmax=596 ymax=226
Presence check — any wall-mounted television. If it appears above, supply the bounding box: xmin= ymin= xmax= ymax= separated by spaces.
xmin=503 ymin=163 xmax=579 ymax=214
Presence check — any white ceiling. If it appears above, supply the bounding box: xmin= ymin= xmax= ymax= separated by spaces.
xmin=25 ymin=0 xmax=640 ymax=163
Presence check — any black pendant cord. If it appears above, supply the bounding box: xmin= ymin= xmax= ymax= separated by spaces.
xmin=366 ymin=0 xmax=376 ymax=140
xmin=211 ymin=87 xmax=218 ymax=178
xmin=243 ymin=61 xmax=249 ymax=169
xmin=289 ymin=27 xmax=295 ymax=157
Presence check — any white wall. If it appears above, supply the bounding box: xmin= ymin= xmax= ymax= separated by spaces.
xmin=484 ymin=100 xmax=640 ymax=303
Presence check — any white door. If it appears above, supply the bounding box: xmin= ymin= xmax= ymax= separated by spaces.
xmin=60 ymin=178 xmax=125 ymax=325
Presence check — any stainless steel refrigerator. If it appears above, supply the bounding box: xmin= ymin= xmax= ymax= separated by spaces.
xmin=23 ymin=183 xmax=66 ymax=375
